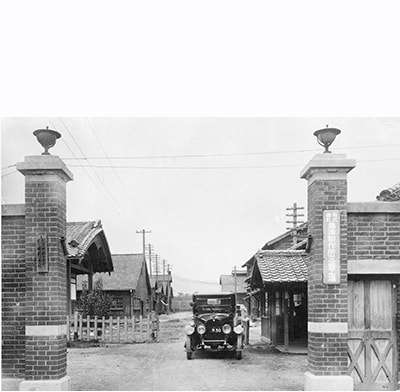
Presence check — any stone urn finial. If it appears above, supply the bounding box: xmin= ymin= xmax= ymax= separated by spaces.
xmin=313 ymin=125 xmax=341 ymax=153
xmin=33 ymin=127 xmax=62 ymax=155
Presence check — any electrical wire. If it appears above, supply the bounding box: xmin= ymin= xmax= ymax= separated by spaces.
xmin=54 ymin=118 xmax=137 ymax=229
xmin=1 ymin=169 xmax=18 ymax=178
xmin=60 ymin=143 xmax=400 ymax=161
xmin=85 ymin=118 xmax=146 ymax=226
xmin=65 ymin=157 xmax=400 ymax=170
xmin=173 ymin=274 xmax=221 ymax=285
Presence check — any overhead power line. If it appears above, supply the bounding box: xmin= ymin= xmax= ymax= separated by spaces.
xmin=60 ymin=143 xmax=400 ymax=161
xmin=54 ymin=118 xmax=137 ymax=229
xmin=65 ymin=157 xmax=400 ymax=170
xmin=1 ymin=169 xmax=17 ymax=178
xmin=86 ymin=118 xmax=146 ymax=226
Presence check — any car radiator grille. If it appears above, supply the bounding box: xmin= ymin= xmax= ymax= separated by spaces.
xmin=204 ymin=320 xmax=224 ymax=340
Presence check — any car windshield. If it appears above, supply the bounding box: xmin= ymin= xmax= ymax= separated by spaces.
xmin=194 ymin=296 xmax=233 ymax=314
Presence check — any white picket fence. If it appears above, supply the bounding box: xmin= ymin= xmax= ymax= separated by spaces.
xmin=67 ymin=312 xmax=159 ymax=343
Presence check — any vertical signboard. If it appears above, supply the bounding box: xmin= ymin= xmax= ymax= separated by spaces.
xmin=323 ymin=210 xmax=340 ymax=284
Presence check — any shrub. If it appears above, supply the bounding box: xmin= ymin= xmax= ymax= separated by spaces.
xmin=78 ymin=278 xmax=113 ymax=317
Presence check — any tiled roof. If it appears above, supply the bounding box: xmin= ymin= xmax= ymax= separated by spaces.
xmin=66 ymin=220 xmax=104 ymax=258
xmin=255 ymin=250 xmax=308 ymax=283
xmin=219 ymin=274 xmax=247 ymax=293
xmin=77 ymin=254 xmax=148 ymax=291
xmin=67 ymin=220 xmax=113 ymax=273
xmin=376 ymin=182 xmax=400 ymax=201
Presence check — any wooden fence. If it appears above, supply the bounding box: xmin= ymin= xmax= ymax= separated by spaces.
xmin=67 ymin=312 xmax=159 ymax=343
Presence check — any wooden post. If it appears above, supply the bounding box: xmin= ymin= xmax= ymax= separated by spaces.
xmin=132 ymin=315 xmax=136 ymax=341
xmin=102 ymin=316 xmax=105 ymax=342
xmin=74 ymin=311 xmax=78 ymax=337
xmin=147 ymin=314 xmax=151 ymax=338
xmin=124 ymin=316 xmax=128 ymax=342
xmin=117 ymin=317 xmax=120 ymax=342
xmin=66 ymin=315 xmax=70 ymax=342
xmin=140 ymin=315 xmax=143 ymax=341
xmin=283 ymin=291 xmax=289 ymax=352
xmin=86 ymin=315 xmax=90 ymax=341
xmin=88 ymin=264 xmax=93 ymax=291
xmin=66 ymin=260 xmax=71 ymax=316
xmin=271 ymin=291 xmax=277 ymax=346
xmin=79 ymin=314 xmax=83 ymax=340
xmin=260 ymin=288 xmax=266 ymax=316
xmin=94 ymin=316 xmax=98 ymax=340
xmin=109 ymin=316 xmax=113 ymax=342
xmin=289 ymin=292 xmax=295 ymax=340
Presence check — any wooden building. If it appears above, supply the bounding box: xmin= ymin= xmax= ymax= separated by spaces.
xmin=150 ymin=272 xmax=173 ymax=314
xmin=77 ymin=253 xmax=151 ymax=318
xmin=249 ymin=249 xmax=308 ymax=350
xmin=66 ymin=220 xmax=114 ymax=315
xmin=219 ymin=269 xmax=248 ymax=307
xmin=243 ymin=222 xmax=308 ymax=319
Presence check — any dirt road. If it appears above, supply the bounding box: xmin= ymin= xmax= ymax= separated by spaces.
xmin=67 ymin=312 xmax=307 ymax=390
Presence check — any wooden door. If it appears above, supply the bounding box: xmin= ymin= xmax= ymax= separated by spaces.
xmin=348 ymin=279 xmax=398 ymax=390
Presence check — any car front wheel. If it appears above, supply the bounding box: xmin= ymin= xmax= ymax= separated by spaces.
xmin=185 ymin=336 xmax=193 ymax=360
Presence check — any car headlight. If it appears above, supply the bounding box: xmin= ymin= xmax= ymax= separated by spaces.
xmin=222 ymin=324 xmax=232 ymax=334
xmin=185 ymin=325 xmax=195 ymax=335
xmin=197 ymin=324 xmax=206 ymax=335
xmin=234 ymin=324 xmax=244 ymax=334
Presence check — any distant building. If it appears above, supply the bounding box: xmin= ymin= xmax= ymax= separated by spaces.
xmin=77 ymin=253 xmax=151 ymax=318
xmin=219 ymin=269 xmax=248 ymax=306
xmin=150 ymin=271 xmax=173 ymax=314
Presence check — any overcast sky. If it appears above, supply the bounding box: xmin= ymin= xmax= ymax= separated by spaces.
xmin=1 ymin=118 xmax=399 ymax=293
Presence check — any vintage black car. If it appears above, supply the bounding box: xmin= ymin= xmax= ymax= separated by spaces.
xmin=184 ymin=292 xmax=245 ymax=360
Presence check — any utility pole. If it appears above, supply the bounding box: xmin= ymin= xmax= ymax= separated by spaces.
xmin=136 ymin=229 xmax=151 ymax=265
xmin=286 ymin=202 xmax=304 ymax=245
xmin=155 ymin=254 xmax=159 ymax=284
xmin=233 ymin=265 xmax=237 ymax=303
xmin=166 ymin=263 xmax=170 ymax=314
xmin=147 ymin=243 xmax=154 ymax=276
xmin=155 ymin=254 xmax=159 ymax=314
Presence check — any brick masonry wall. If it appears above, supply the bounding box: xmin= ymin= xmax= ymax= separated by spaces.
xmin=348 ymin=212 xmax=400 ymax=259
xmin=24 ymin=179 xmax=67 ymax=326
xmin=307 ymin=179 xmax=349 ymax=376
xmin=1 ymin=214 xmax=26 ymax=378
xmin=308 ymin=333 xmax=348 ymax=375
xmin=397 ymin=280 xmax=400 ymax=368
xmin=25 ymin=336 xmax=67 ymax=380
xmin=24 ymin=175 xmax=68 ymax=379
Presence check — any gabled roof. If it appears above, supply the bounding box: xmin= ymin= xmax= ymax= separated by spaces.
xmin=219 ymin=274 xmax=247 ymax=293
xmin=98 ymin=254 xmax=149 ymax=291
xmin=262 ymin=222 xmax=308 ymax=250
xmin=242 ymin=222 xmax=309 ymax=268
xmin=67 ymin=220 xmax=113 ymax=273
xmin=150 ymin=274 xmax=173 ymax=293
xmin=67 ymin=220 xmax=104 ymax=257
xmin=376 ymin=182 xmax=400 ymax=201
xmin=254 ymin=250 xmax=308 ymax=283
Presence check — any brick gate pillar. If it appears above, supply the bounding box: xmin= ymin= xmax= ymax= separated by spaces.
xmin=17 ymin=154 xmax=73 ymax=391
xmin=300 ymin=152 xmax=356 ymax=391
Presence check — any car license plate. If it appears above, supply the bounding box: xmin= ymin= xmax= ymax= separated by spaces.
xmin=211 ymin=327 xmax=221 ymax=333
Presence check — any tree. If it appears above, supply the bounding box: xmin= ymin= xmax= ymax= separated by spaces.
xmin=78 ymin=278 xmax=113 ymax=317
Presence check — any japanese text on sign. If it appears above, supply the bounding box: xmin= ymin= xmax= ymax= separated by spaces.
xmin=323 ymin=210 xmax=340 ymax=284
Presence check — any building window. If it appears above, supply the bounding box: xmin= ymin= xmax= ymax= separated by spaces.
xmin=111 ymin=296 xmax=124 ymax=310
xmin=71 ymin=276 xmax=76 ymax=300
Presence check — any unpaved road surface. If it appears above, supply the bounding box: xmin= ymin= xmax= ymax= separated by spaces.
xmin=67 ymin=312 xmax=307 ymax=390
